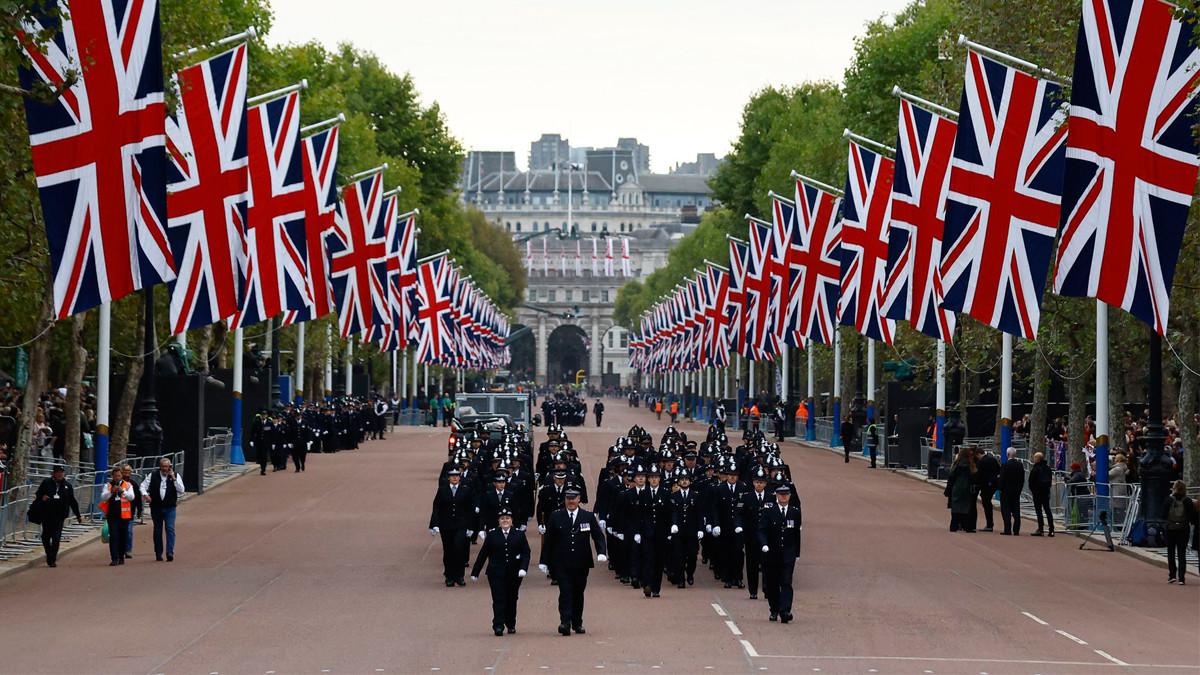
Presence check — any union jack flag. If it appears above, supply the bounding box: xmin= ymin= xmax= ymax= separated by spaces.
xmin=18 ymin=0 xmax=175 ymax=318
xmin=839 ymin=140 xmax=896 ymax=345
xmin=705 ymin=264 xmax=732 ymax=368
xmin=741 ymin=221 xmax=781 ymax=360
xmin=283 ymin=125 xmax=340 ymax=326
xmin=366 ymin=193 xmax=399 ymax=346
xmin=328 ymin=172 xmax=390 ymax=338
xmin=164 ymin=43 xmax=248 ymax=335
xmin=375 ymin=210 xmax=419 ymax=350
xmin=725 ymin=238 xmax=748 ymax=353
xmin=1053 ymin=0 xmax=1200 ymax=335
xmin=415 ymin=254 xmax=456 ymax=364
xmin=792 ymin=178 xmax=843 ymax=346
xmin=941 ymin=51 xmax=1067 ymax=340
xmin=882 ymin=99 xmax=957 ymax=341
xmin=231 ymin=90 xmax=308 ymax=329
xmin=769 ymin=193 xmax=806 ymax=347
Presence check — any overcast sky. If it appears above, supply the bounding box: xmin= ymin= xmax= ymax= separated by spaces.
xmin=268 ymin=0 xmax=912 ymax=173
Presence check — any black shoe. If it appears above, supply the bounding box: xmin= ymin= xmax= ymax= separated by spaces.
xmin=631 ymin=580 xmax=641 ymax=589
xmin=558 ymin=623 xmax=571 ymax=636
xmin=118 ymin=559 xmax=124 ymax=565
xmin=677 ymin=583 xmax=687 ymax=589
xmin=508 ymin=627 xmax=516 ymax=634
xmin=643 ymin=587 xmax=652 ymax=598
xmin=110 ymin=560 xmax=119 ymax=566
xmin=446 ymin=579 xmax=455 ymax=587
xmin=156 ymin=556 xmax=164 ymax=561
xmin=651 ymin=592 xmax=660 ymax=597
xmin=736 ymin=581 xmax=745 ymax=589
xmin=167 ymin=555 xmax=173 ymax=562
xmin=982 ymin=526 xmax=993 ymax=532
xmin=780 ymin=613 xmax=792 ymax=624
xmin=749 ymin=593 xmax=758 ymax=599
xmin=573 ymin=625 xmax=585 ymax=634
xmin=260 ymin=471 xmax=266 ymax=475
xmin=494 ymin=627 xmax=504 ymax=636
xmin=1000 ymin=531 xmax=1011 ymax=536
xmin=1168 ymin=577 xmax=1178 ymax=584
xmin=1030 ymin=531 xmax=1044 ymax=537
xmin=1180 ymin=579 xmax=1187 ymax=586
xmin=456 ymin=578 xmax=466 ymax=586
xmin=724 ymin=582 xmax=732 ymax=588
xmin=769 ymin=612 xmax=778 ymax=622
xmin=620 ymin=577 xmax=630 ymax=584
xmin=125 ymin=552 xmax=133 ymax=558
xmin=1048 ymin=531 xmax=1055 ymax=537
xmin=47 ymin=561 xmax=56 ymax=567
xmin=687 ymin=576 xmax=694 ymax=586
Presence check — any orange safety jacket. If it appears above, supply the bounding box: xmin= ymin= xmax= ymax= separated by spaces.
xmin=655 ymin=401 xmax=663 ymax=412
xmin=99 ymin=481 xmax=133 ymax=519
xmin=670 ymin=402 xmax=678 ymax=414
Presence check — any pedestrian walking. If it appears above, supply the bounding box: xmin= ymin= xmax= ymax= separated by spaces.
xmin=538 ymin=487 xmax=607 ymax=636
xmin=121 ymin=464 xmax=143 ymax=557
xmin=998 ymin=448 xmax=1024 ymax=535
xmin=140 ymin=457 xmax=184 ymax=562
xmin=865 ymin=417 xmax=879 ymax=468
xmin=1028 ymin=451 xmax=1055 ymax=537
xmin=470 ymin=508 xmax=530 ymax=635
xmin=429 ymin=468 xmax=478 ymax=587
xmin=841 ymin=415 xmax=857 ymax=463
xmin=593 ymin=399 xmax=604 ymax=427
xmin=1163 ymin=480 xmax=1196 ymax=585
xmin=945 ymin=448 xmax=977 ymax=533
xmin=33 ymin=464 xmax=82 ymax=567
xmin=99 ymin=467 xmax=134 ymax=566
xmin=758 ymin=485 xmax=802 ymax=624
xmin=975 ymin=448 xmax=1000 ymax=531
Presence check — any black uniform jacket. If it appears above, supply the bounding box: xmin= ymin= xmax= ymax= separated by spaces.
xmin=539 ymin=507 xmax=607 ymax=570
xmin=472 ymin=527 xmax=531 ymax=577
xmin=758 ymin=502 xmax=803 ymax=564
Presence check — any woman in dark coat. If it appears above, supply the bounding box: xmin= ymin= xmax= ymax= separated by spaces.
xmin=945 ymin=448 xmax=977 ymax=532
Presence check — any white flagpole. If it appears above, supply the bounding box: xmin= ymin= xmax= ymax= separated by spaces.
xmin=95 ymin=302 xmax=112 ymax=471
xmin=781 ymin=349 xmax=790 ymax=403
xmin=295 ymin=323 xmax=306 ymax=403
xmin=832 ymin=329 xmax=842 ymax=447
xmin=1095 ymin=301 xmax=1109 ymax=493
xmin=402 ymin=347 xmax=409 ymax=407
xmin=807 ymin=339 xmax=815 ymax=441
xmin=324 ymin=325 xmax=333 ymax=400
xmin=936 ymin=340 xmax=947 ymax=453
xmin=345 ymin=340 xmax=353 ymax=397
xmin=231 ymin=326 xmax=245 ymax=463
xmin=867 ymin=338 xmax=876 ymax=420
xmin=1001 ymin=332 xmax=1013 ymax=463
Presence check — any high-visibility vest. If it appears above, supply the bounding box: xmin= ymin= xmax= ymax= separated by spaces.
xmin=655 ymin=402 xmax=663 ymax=412
xmin=101 ymin=481 xmax=133 ymax=519
xmin=750 ymin=404 xmax=759 ymax=417
xmin=796 ymin=404 xmax=809 ymax=421
xmin=670 ymin=402 xmax=678 ymax=414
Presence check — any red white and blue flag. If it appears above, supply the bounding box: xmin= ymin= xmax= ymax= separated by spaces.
xmin=740 ymin=220 xmax=781 ymax=360
xmin=366 ymin=193 xmax=400 ymax=346
xmin=232 ymin=90 xmax=308 ymax=329
xmin=940 ymin=51 xmax=1067 ymax=340
xmin=18 ymin=0 xmax=175 ymax=318
xmin=725 ymin=237 xmax=749 ymax=354
xmin=770 ymin=193 xmax=806 ymax=348
xmin=1053 ymin=0 xmax=1200 ymax=335
xmin=839 ymin=140 xmax=896 ymax=345
xmin=882 ymin=99 xmax=957 ymax=341
xmin=375 ymin=209 xmax=419 ymax=351
xmin=705 ymin=264 xmax=732 ymax=368
xmin=415 ymin=254 xmax=456 ymax=364
xmin=283 ymin=124 xmax=341 ymax=326
xmin=164 ymin=43 xmax=249 ymax=335
xmin=792 ymin=178 xmax=843 ymax=346
xmin=328 ymin=172 xmax=390 ymax=338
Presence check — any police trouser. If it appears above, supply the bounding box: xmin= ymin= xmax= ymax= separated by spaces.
xmin=554 ymin=567 xmax=589 ymax=626
xmin=612 ymin=532 xmax=629 ymax=578
xmin=41 ymin=516 xmax=64 ymax=564
xmin=642 ymin=534 xmax=668 ymax=592
xmin=291 ymin=445 xmax=306 ymax=471
xmin=999 ymin=491 xmax=1021 ymax=534
xmin=628 ymin=537 xmax=645 ymax=582
xmin=720 ymin=530 xmax=744 ymax=582
xmin=674 ymin=530 xmax=699 ymax=581
xmin=762 ymin=556 xmax=795 ymax=614
xmin=440 ymin=528 xmax=468 ymax=581
xmin=488 ymin=570 xmax=524 ymax=629
xmin=744 ymin=536 xmax=762 ymax=595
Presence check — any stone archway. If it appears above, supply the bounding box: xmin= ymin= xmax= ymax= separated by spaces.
xmin=546 ymin=324 xmax=589 ymax=386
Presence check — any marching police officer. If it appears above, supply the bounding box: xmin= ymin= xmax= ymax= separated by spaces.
xmin=672 ymin=471 xmax=704 ymax=587
xmin=538 ymin=487 xmax=607 ymax=636
xmin=758 ymin=484 xmax=802 ymax=623
xmin=741 ymin=466 xmax=775 ymax=600
xmin=470 ymin=507 xmax=530 ymax=636
xmin=429 ymin=468 xmax=478 ymax=587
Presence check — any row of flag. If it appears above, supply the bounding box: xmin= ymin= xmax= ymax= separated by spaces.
xmin=524 ymin=237 xmax=633 ymax=277
xmin=631 ymin=0 xmax=1199 ymax=372
xmin=15 ymin=0 xmax=509 ymax=369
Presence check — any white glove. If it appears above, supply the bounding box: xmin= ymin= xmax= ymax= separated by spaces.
xmin=478 ymin=530 xmax=486 ymax=541
xmin=596 ymin=554 xmax=608 ymax=562
xmin=762 ymin=545 xmax=769 ymax=553
xmin=705 ymin=524 xmax=713 ymax=533
xmin=713 ymin=526 xmax=722 ymax=537
xmin=467 ymin=530 xmax=475 ymax=538
xmin=431 ymin=527 xmax=439 ymax=536
xmin=606 ymin=526 xmax=613 ymax=534
xmin=519 ymin=524 xmax=526 ymax=531
xmin=538 ymin=525 xmax=547 ymax=535
xmin=518 ymin=569 xmax=527 ymax=578
xmin=470 ymin=576 xmax=478 ymax=582
xmin=598 ymin=519 xmax=606 ymax=530
xmin=474 ymin=507 xmax=480 ymax=513
xmin=697 ymin=530 xmax=704 ymax=540
xmin=734 ymin=527 xmax=743 ymax=534
xmin=538 ymin=564 xmax=549 ymax=575
xmin=633 ymin=534 xmax=642 ymax=544
xmin=616 ymin=532 xmax=625 ymax=541
xmin=670 ymin=525 xmax=679 ymax=535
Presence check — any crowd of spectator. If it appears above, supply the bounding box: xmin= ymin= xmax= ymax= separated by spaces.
xmin=0 ymin=384 xmax=98 ymax=474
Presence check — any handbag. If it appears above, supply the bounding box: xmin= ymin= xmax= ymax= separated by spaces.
xmin=27 ymin=498 xmax=43 ymax=525
xmin=101 ymin=521 xmax=110 ymax=543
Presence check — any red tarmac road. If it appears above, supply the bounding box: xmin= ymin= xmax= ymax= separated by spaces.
xmin=0 ymin=403 xmax=1196 ymax=674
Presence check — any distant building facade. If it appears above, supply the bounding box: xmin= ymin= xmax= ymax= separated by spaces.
xmin=529 ymin=133 xmax=570 ymax=171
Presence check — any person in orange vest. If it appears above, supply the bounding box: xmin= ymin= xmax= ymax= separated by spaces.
xmin=749 ymin=402 xmax=760 ymax=430
xmin=669 ymin=400 xmax=679 ymax=424
xmin=655 ymin=400 xmax=663 ymax=421
xmin=795 ymin=401 xmax=809 ymax=427
xmin=99 ymin=467 xmax=135 ymax=566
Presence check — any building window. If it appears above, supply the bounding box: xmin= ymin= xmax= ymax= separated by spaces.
xmin=528 ymin=289 xmax=536 ymax=301
xmin=591 ymin=223 xmax=597 ymax=232
xmin=582 ymin=289 xmax=590 ymax=302
xmin=505 ymin=222 xmax=512 ymax=231
xmin=532 ymin=221 xmax=538 ymax=230
xmin=602 ymin=290 xmax=609 ymax=302
xmin=619 ymin=223 xmax=625 ymax=232
xmin=545 ymin=222 xmax=551 ymax=232
xmin=621 ymin=333 xmax=628 ymax=348
xmin=564 ymin=289 xmax=572 ymax=302
xmin=607 ymin=333 xmax=614 ymax=348
xmin=516 ymin=221 xmax=522 ymax=232
xmin=549 ymin=290 xmax=557 ymax=302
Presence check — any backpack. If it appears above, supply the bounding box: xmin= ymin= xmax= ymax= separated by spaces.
xmin=1167 ymin=497 xmax=1189 ymax=532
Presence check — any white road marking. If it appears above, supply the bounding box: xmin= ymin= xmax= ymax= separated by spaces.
xmin=1094 ymin=650 xmax=1129 ymax=666
xmin=753 ymin=654 xmax=1200 ymax=668
xmin=740 ymin=640 xmax=760 ymax=658
xmin=1055 ymin=630 xmax=1088 ymax=645
xmin=711 ymin=603 xmax=727 ymax=616
xmin=1021 ymin=611 xmax=1049 ymax=626
xmin=726 ymin=620 xmax=743 ymax=636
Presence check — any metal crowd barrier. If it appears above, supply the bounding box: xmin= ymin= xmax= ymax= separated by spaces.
xmin=0 ymin=469 xmax=113 ymax=562
xmin=201 ymin=428 xmax=235 ymax=487
xmin=814 ymin=416 xmax=834 ymax=445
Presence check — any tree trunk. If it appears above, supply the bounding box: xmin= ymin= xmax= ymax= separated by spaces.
xmin=1031 ymin=351 xmax=1049 ymax=458
xmin=1068 ymin=365 xmax=1086 ymax=468
xmin=109 ymin=305 xmax=146 ymax=465
xmin=1108 ymin=336 xmax=1127 ymax=453
xmin=1179 ymin=338 xmax=1198 ymax=486
xmin=63 ymin=311 xmax=87 ymax=467
xmin=11 ymin=276 xmax=56 ymax=486
xmin=196 ymin=324 xmax=213 ymax=373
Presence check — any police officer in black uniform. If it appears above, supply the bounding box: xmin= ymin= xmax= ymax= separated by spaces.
xmin=538 ymin=487 xmax=607 ymax=636
xmin=471 ymin=507 xmax=530 ymax=636
xmin=429 ymin=468 xmax=478 ymax=587
xmin=758 ymin=484 xmax=802 ymax=623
